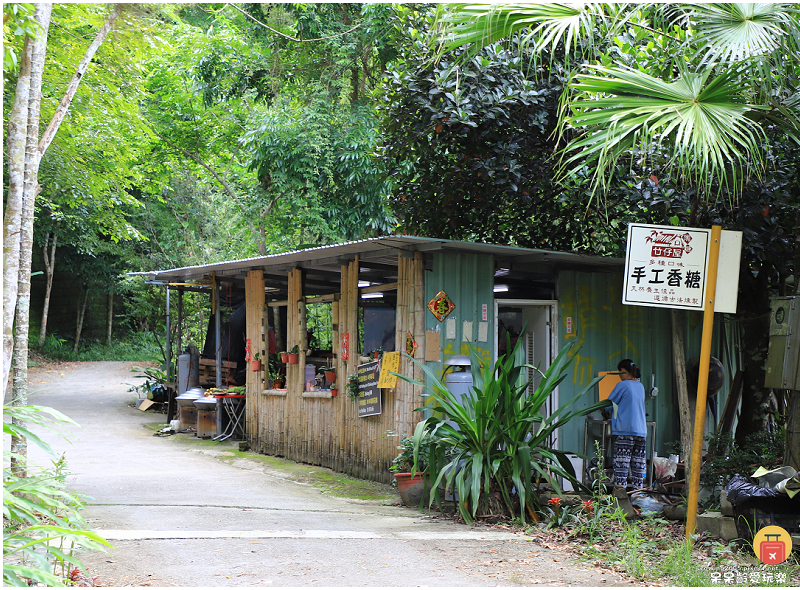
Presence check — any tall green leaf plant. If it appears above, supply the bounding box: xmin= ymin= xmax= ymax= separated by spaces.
xmin=3 ymin=405 xmax=111 ymax=586
xmin=399 ymin=334 xmax=609 ymax=524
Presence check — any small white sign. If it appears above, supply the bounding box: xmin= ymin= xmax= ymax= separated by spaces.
xmin=623 ymin=224 xmax=710 ymax=311
xmin=463 ymin=321 xmax=473 ymax=342
xmin=481 ymin=304 xmax=488 ymax=321
xmin=445 ymin=318 xmax=456 ymax=340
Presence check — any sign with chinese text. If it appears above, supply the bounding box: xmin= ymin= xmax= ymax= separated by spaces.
xmin=624 ymin=224 xmax=710 ymax=311
xmin=378 ymin=352 xmax=400 ymax=388
xmin=356 ymin=361 xmax=381 ymax=417
xmin=341 ymin=333 xmax=349 ymax=361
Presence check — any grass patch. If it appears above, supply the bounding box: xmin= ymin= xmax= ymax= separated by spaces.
xmin=37 ymin=333 xmax=161 ymax=363
xmin=154 ymin=427 xmax=397 ymax=503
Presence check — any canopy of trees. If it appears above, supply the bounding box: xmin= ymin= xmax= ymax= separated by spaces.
xmin=3 ymin=3 xmax=799 ymax=463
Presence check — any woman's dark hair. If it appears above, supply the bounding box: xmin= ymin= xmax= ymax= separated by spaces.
xmin=617 ymin=358 xmax=641 ymax=378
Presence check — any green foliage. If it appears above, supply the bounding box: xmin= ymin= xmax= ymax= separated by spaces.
xmin=39 ymin=332 xmax=161 ymax=363
xmin=382 ymin=23 xmax=609 ymax=251
xmin=389 ymin=435 xmax=431 ymax=474
xmin=242 ymin=97 xmax=394 ymax=242
xmin=347 ymin=373 xmax=360 ymax=399
xmin=3 ymin=405 xmax=112 ymax=586
xmin=400 ymin=334 xmax=609 ymax=524
xmin=440 ymin=3 xmax=800 ymax=201
xmin=701 ymin=430 xmax=785 ymax=503
xmin=2 ymin=3 xmax=43 ymax=73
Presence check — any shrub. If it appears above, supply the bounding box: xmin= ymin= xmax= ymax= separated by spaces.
xmin=3 ymin=405 xmax=111 ymax=586
xmin=399 ymin=335 xmax=609 ymax=524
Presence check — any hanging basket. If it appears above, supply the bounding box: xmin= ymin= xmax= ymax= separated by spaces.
xmin=251 ymin=360 xmax=262 ymax=372
xmin=287 ymin=353 xmax=299 ymax=365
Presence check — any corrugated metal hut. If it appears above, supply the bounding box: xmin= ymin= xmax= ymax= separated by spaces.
xmin=141 ymin=236 xmax=738 ymax=484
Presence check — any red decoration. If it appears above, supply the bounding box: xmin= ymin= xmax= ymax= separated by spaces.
xmin=405 ymin=333 xmax=418 ymax=357
xmin=427 ymin=290 xmax=456 ymax=322
xmin=342 ymin=333 xmax=349 ymax=361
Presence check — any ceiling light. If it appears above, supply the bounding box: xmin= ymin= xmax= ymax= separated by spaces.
xmin=361 ymin=292 xmax=384 ymax=299
xmin=494 ymin=268 xmax=510 ymax=277
xmin=358 ymin=280 xmax=371 ymax=287
xmin=493 ymin=284 xmax=509 ymax=293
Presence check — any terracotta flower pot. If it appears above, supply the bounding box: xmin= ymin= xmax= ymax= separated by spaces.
xmin=324 ymin=370 xmax=336 ymax=382
xmin=280 ymin=352 xmax=288 ymax=363
xmin=394 ymin=473 xmax=427 ymax=507
xmin=330 ymin=388 xmax=338 ymax=397
xmin=251 ymin=360 xmax=262 ymax=372
xmin=287 ymin=353 xmax=299 ymax=365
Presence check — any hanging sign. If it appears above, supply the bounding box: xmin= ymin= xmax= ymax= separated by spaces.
xmin=427 ymin=290 xmax=456 ymax=321
xmin=623 ymin=224 xmax=711 ymax=311
xmin=378 ymin=351 xmax=401 ymax=388
xmin=341 ymin=333 xmax=349 ymax=361
xmin=357 ymin=361 xmax=381 ymax=417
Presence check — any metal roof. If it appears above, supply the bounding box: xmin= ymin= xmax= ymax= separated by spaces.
xmin=133 ymin=236 xmax=622 ymax=289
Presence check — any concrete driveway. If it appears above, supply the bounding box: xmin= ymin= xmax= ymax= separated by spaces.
xmin=16 ymin=361 xmax=632 ymax=587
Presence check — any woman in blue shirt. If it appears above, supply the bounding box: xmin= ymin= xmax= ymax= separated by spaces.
xmin=608 ymin=359 xmax=646 ymax=491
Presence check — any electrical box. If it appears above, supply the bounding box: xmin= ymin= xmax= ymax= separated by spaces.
xmin=765 ymin=296 xmax=800 ymax=390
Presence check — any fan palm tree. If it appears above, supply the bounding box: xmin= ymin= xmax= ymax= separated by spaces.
xmin=438 ymin=3 xmax=800 ymax=200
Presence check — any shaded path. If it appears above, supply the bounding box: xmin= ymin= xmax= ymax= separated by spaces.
xmin=19 ymin=361 xmax=633 ymax=587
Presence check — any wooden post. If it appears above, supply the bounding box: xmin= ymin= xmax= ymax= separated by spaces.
xmin=685 ymin=225 xmax=722 ymax=538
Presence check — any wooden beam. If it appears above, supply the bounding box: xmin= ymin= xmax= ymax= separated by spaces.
xmin=360 ymin=282 xmax=399 ymax=295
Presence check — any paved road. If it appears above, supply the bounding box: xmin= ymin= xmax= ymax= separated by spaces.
xmin=18 ymin=361 xmax=632 ymax=587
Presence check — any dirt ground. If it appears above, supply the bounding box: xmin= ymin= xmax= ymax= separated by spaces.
xmin=16 ymin=360 xmax=646 ymax=588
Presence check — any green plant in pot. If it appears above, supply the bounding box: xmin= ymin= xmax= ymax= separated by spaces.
xmin=397 ymin=333 xmax=609 ymax=524
xmin=347 ymin=373 xmax=360 ymax=399
xmin=287 ymin=345 xmax=299 ymax=365
xmin=391 ymin=436 xmax=432 ymax=507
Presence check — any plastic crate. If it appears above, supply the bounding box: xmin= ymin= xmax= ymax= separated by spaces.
xmin=733 ymin=496 xmax=800 ymax=541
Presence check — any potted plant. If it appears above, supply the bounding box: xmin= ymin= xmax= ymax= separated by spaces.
xmin=270 ymin=371 xmax=285 ymax=389
xmin=251 ymin=352 xmax=262 ymax=372
xmin=280 ymin=351 xmax=288 ymax=363
xmin=391 ymin=436 xmax=430 ymax=507
xmin=323 ymin=366 xmax=336 ymax=383
xmin=329 ymin=381 xmax=338 ymax=396
xmin=287 ymin=345 xmax=299 ymax=365
xmin=347 ymin=373 xmax=360 ymax=399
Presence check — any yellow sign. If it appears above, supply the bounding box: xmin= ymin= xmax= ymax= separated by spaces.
xmin=378 ymin=352 xmax=401 ymax=388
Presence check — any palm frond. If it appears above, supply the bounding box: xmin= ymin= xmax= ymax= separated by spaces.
xmin=560 ymin=63 xmax=768 ymax=197
xmin=440 ymin=2 xmax=608 ymax=60
xmin=688 ymin=3 xmax=800 ymax=64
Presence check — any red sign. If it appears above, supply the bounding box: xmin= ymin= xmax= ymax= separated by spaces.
xmin=342 ymin=333 xmax=349 ymax=361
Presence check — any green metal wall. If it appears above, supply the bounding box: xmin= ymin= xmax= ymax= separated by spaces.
xmin=556 ymin=270 xmax=735 ymax=459
xmin=418 ymin=256 xmax=738 ymax=461
xmin=424 ymin=252 xmax=496 ymax=382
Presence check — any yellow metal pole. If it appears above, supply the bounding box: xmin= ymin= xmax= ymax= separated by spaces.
xmin=685 ymin=225 xmax=722 ymax=539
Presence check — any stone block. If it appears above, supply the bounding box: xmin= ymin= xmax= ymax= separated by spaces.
xmin=697 ymin=511 xmax=722 ymax=537
xmin=697 ymin=512 xmax=740 ymax=541
xmin=720 ymin=490 xmax=734 ymax=516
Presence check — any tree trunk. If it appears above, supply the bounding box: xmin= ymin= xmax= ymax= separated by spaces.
xmin=671 ymin=309 xmax=694 ymax=478
xmin=38 ymin=225 xmax=59 ymax=347
xmin=74 ymin=289 xmax=89 ymax=353
xmin=10 ymin=3 xmax=53 ymax=475
xmin=37 ymin=4 xmax=124 ymax=157
xmin=3 ymin=27 xmax=34 ymax=398
xmin=106 ymin=291 xmax=114 ymax=345
xmin=735 ymin=266 xmax=773 ymax=445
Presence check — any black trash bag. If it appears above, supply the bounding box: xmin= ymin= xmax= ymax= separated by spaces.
xmin=724 ymin=474 xmax=780 ymax=505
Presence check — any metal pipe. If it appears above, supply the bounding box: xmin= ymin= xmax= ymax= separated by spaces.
xmin=215 ymin=279 xmax=222 ymax=389
xmin=685 ymin=225 xmax=722 ymax=538
xmin=166 ymin=287 xmax=171 ymax=382
xmin=177 ymin=289 xmax=183 ymax=355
